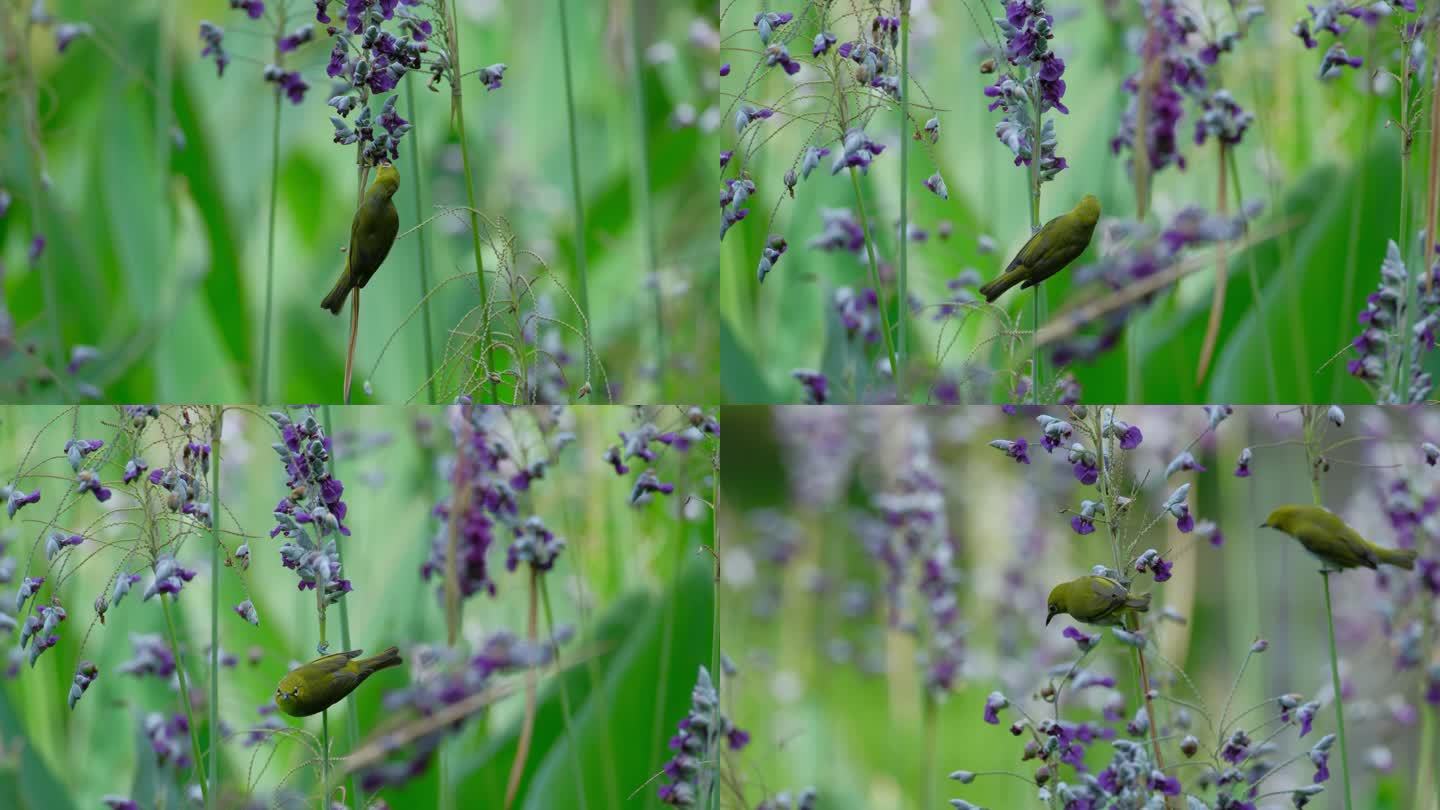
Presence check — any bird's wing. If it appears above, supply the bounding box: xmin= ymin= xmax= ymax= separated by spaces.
xmin=1335 ymin=523 xmax=1384 ymax=568
xmin=311 ymin=649 xmax=365 ymax=674
xmin=1294 ymin=522 xmax=1369 ymax=569
xmin=1088 ymin=576 xmax=1128 ymax=607
xmin=1006 ymin=217 xmax=1064 ymax=274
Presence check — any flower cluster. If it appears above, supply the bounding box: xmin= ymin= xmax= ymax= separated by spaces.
xmin=984 ymin=0 xmax=1069 ymax=181
xmin=657 ymin=666 xmax=746 ymax=806
xmin=1348 ymin=239 xmax=1440 ymax=402
xmin=359 ymin=630 xmax=569 ymax=791
xmin=599 ymin=408 xmax=714 ymax=506
xmin=1112 ymin=0 xmax=1260 ymax=178
xmin=269 ymin=410 xmax=352 ymax=605
xmin=1292 ymin=1 xmax=1409 ymax=78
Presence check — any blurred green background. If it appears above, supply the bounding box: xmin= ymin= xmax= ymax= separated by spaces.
xmin=0 ymin=0 xmax=718 ymax=404
xmin=719 ymin=0 xmax=1420 ymax=404
xmin=720 ymin=405 xmax=1432 ymax=809
xmin=0 ymin=404 xmax=716 ymax=809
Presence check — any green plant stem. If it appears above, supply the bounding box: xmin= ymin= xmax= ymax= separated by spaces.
xmin=921 ymin=691 xmax=937 ymax=810
xmin=1419 ymin=707 xmax=1437 ymax=810
xmin=1319 ymin=571 xmax=1355 ymax=810
xmin=709 ymin=474 xmax=721 ymax=810
xmin=556 ymin=0 xmax=604 ymax=402
xmin=160 ymin=593 xmax=210 ymax=805
xmin=845 ymin=167 xmax=901 ymax=390
xmin=403 ymin=74 xmax=438 ymax=404
xmin=897 ymin=3 xmax=911 ymax=401
xmin=258 ymin=3 xmax=286 ymax=402
xmin=321 ymin=709 xmax=331 ymax=809
xmin=538 ymin=576 xmax=588 ymax=809
xmin=443 ymin=3 xmax=499 ymax=404
xmin=322 ymin=406 xmax=362 ymax=810
xmin=207 ymin=406 xmax=223 ymax=809
xmin=648 ymin=510 xmax=692 ymax=802
xmin=628 ymin=0 xmax=666 ymax=400
xmin=503 ymin=569 xmax=540 ymax=809
xmin=1226 ymin=152 xmax=1279 ymax=402
xmin=1029 ymin=84 xmax=1043 ymax=404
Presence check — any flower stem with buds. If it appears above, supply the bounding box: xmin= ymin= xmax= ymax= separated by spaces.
xmin=1029 ymin=78 xmax=1044 ymax=404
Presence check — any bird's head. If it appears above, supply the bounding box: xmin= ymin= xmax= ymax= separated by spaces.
xmin=373 ymin=163 xmax=401 ymax=197
xmin=1045 ymin=582 xmax=1068 ymax=626
xmin=1259 ymin=504 xmax=1306 ymax=532
xmin=1074 ymin=193 xmax=1101 ymax=225
xmin=274 ymin=676 xmax=302 ymax=715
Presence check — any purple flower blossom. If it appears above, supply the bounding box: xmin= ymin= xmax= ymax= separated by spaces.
xmin=199 ymin=22 xmax=228 ymax=77
xmin=984 ymin=691 xmax=1008 ymax=725
xmin=478 ymin=63 xmax=507 ymax=91
xmin=793 ymin=369 xmax=828 ymax=404
xmin=3 ymin=485 xmax=41 ymax=518
xmin=989 ymin=438 xmax=1030 ymax=464
xmin=1235 ymin=446 xmax=1253 ymax=477
xmin=1309 ymin=734 xmax=1335 ymax=782
xmin=230 ymin=0 xmax=264 ymax=19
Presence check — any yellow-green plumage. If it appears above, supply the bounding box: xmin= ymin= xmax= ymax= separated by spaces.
xmin=980 ymin=194 xmax=1101 ymax=303
xmin=274 ymin=646 xmax=402 ymax=717
xmin=1045 ymin=574 xmax=1151 ymax=627
xmin=321 ymin=163 xmax=401 ymax=315
xmin=1260 ymin=504 xmax=1417 ymax=571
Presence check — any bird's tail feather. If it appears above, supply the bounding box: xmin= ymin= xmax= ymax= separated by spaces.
xmin=357 ymin=646 xmax=402 ymax=677
xmin=1379 ymin=547 xmax=1419 ymax=570
xmin=979 ymin=270 xmax=1021 ymax=303
xmin=321 ymin=268 xmax=351 ymax=315
xmin=1125 ymin=592 xmax=1152 ymax=612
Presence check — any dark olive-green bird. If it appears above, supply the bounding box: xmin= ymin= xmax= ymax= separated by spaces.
xmin=321 ymin=163 xmax=401 ymax=315
xmin=979 ymin=194 xmax=1101 ymax=303
xmin=1260 ymin=504 xmax=1417 ymax=571
xmin=273 ymin=646 xmax=402 ymax=717
xmin=1045 ymin=574 xmax=1151 ymax=627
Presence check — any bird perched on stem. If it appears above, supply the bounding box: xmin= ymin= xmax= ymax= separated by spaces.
xmin=1260 ymin=504 xmax=1417 ymax=571
xmin=274 ymin=646 xmax=402 ymax=717
xmin=321 ymin=163 xmax=401 ymax=316
xmin=980 ymin=194 xmax=1101 ymax=303
xmin=1045 ymin=574 xmax=1151 ymax=626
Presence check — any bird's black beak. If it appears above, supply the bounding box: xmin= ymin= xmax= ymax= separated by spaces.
xmin=1258 ymin=522 xmax=1268 ymax=529
xmin=1045 ymin=610 xmax=1056 ymax=626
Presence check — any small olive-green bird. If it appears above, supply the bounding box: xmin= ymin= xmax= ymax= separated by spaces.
xmin=1260 ymin=504 xmax=1418 ymax=571
xmin=321 ymin=163 xmax=401 ymax=315
xmin=1045 ymin=574 xmax=1151 ymax=627
xmin=273 ymin=646 xmax=402 ymax=717
xmin=979 ymin=194 xmax=1101 ymax=303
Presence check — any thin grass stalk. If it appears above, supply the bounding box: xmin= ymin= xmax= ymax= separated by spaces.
xmin=897 ymin=1 xmax=911 ymax=400
xmin=207 ymin=406 xmax=224 ymax=808
xmin=1303 ymin=411 xmax=1353 ymax=810
xmin=1225 ymin=152 xmax=1279 ymax=401
xmin=441 ymin=0 xmax=499 ymax=403
xmin=1421 ymin=676 xmax=1438 ymax=809
xmin=538 ymin=576 xmax=588 ymax=809
xmin=161 ymin=593 xmax=210 ymax=805
xmin=1195 ymin=141 xmax=1228 ymax=385
xmin=556 ymin=0 xmax=604 ymax=402
xmin=503 ymin=569 xmax=540 ymax=808
xmin=628 ymin=0 xmax=666 ymax=400
xmin=1319 ymin=571 xmax=1354 ymax=810
xmin=1028 ymin=78 xmax=1043 ymax=404
xmin=846 ymin=168 xmax=902 ymax=391
xmin=259 ymin=3 xmax=287 ymax=402
xmin=321 ymin=406 xmax=362 ymax=810
xmin=6 ymin=8 xmax=63 ymax=381
xmin=921 ymin=691 xmax=937 ymax=810
xmin=648 ymin=509 xmax=692 ymax=805
xmin=708 ymin=469 xmax=722 ymax=810
xmin=403 ymin=73 xmax=438 ymax=404
xmin=321 ymin=709 xmax=331 ymax=808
